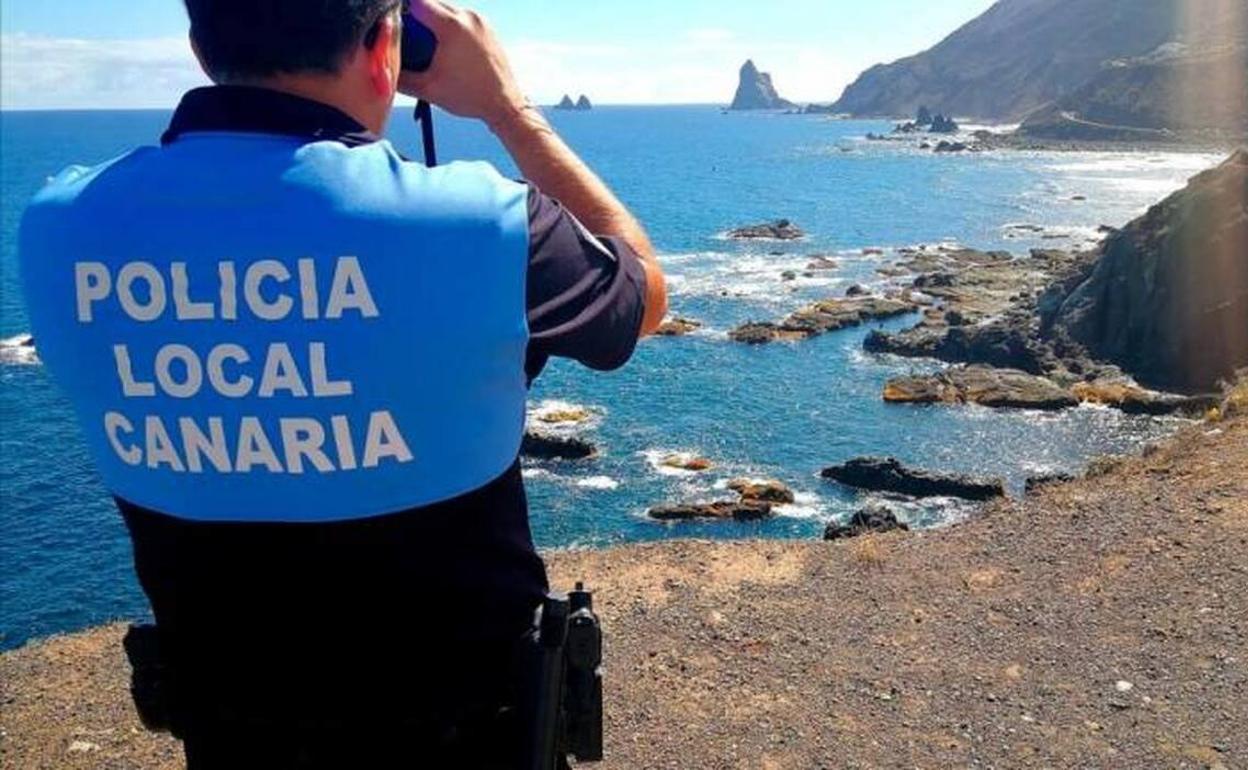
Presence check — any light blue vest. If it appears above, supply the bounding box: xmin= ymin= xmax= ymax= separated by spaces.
xmin=20 ymin=134 xmax=531 ymax=523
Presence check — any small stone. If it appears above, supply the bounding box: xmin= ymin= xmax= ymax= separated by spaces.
xmin=1114 ymin=680 xmax=1133 ymax=693
xmin=68 ymin=741 xmax=99 ymax=754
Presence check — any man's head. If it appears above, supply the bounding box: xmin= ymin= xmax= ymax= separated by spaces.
xmin=185 ymin=0 xmax=404 ymax=132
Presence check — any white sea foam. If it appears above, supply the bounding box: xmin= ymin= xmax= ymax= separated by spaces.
xmin=1046 ymin=153 xmax=1220 ymax=175
xmin=576 ymin=476 xmax=621 ymax=491
xmin=0 ymin=334 xmax=39 ymax=366
xmin=773 ymin=491 xmax=826 ymax=520
xmin=521 ymin=467 xmax=557 ymax=481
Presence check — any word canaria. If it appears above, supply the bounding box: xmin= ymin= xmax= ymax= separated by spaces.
xmin=75 ymin=256 xmax=377 ymax=322
xmin=103 ymin=411 xmax=412 ymax=474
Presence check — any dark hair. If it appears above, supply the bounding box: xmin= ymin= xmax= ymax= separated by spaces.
xmin=185 ymin=0 xmax=398 ymax=80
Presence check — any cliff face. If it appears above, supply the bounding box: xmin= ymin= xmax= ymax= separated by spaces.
xmin=830 ymin=0 xmax=1244 ymax=121
xmin=1020 ymin=42 xmax=1248 ymax=140
xmin=730 ymin=60 xmax=795 ymax=111
xmin=1041 ymin=150 xmax=1248 ymax=393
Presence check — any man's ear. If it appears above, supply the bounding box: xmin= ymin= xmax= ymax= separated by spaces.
xmin=366 ymin=14 xmax=401 ymax=97
xmin=189 ymin=33 xmax=218 ymax=83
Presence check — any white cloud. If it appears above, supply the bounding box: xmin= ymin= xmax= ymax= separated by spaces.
xmin=0 ymin=29 xmax=858 ymax=110
xmin=1 ymin=34 xmax=208 ymax=110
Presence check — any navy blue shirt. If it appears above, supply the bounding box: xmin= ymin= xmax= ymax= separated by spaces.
xmin=117 ymin=87 xmax=647 ymax=710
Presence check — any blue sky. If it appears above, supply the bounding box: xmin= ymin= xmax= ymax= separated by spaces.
xmin=1 ymin=0 xmax=995 ymax=109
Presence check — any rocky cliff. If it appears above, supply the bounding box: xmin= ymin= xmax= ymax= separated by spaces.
xmin=730 ymin=60 xmax=795 ymax=111
xmin=1040 ymin=150 xmax=1248 ymax=393
xmin=830 ymin=0 xmax=1245 ymax=121
xmin=1020 ymin=41 xmax=1248 ymax=140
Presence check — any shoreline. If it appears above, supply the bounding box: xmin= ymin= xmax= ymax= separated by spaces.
xmin=3 ymin=407 xmax=1245 ymax=768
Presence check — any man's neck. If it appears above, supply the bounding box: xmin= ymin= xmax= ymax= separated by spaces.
xmin=228 ymin=75 xmax=383 ymax=135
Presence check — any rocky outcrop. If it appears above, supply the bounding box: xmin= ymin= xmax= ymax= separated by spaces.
xmin=862 ymin=247 xmax=1096 ymax=375
xmin=648 ymin=501 xmax=773 ymax=522
xmin=654 ymin=317 xmax=703 ymax=337
xmin=521 ymin=432 xmax=597 ymax=460
xmin=660 ymin=454 xmax=714 ymax=472
xmin=830 ymin=0 xmax=1243 ymax=121
xmin=731 ymin=297 xmax=916 ymax=344
xmin=730 ymin=60 xmax=795 ymax=111
xmin=727 ymin=479 xmax=796 ymax=505
xmin=1040 ymin=150 xmax=1248 ymax=393
xmin=1070 ymin=381 xmax=1220 ymax=416
xmin=821 ymin=457 xmax=1005 ymax=501
xmin=823 ymin=503 xmax=910 ymax=541
xmin=805 ymin=256 xmax=839 ymax=271
xmin=884 ymin=366 xmax=1079 ymax=410
xmin=554 ymin=94 xmax=593 ymax=111
xmin=929 ymin=114 xmax=959 ymax=134
xmin=727 ymin=219 xmax=804 ymax=240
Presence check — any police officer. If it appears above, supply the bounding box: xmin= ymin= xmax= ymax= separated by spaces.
xmin=19 ymin=0 xmax=666 ymax=766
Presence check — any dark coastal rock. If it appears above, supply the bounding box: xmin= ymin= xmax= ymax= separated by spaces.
xmin=731 ymin=297 xmax=916 ymax=344
xmin=654 ymin=317 xmax=703 ymax=337
xmin=806 ymin=256 xmax=840 ymax=271
xmin=929 ymin=114 xmax=959 ymax=134
xmin=934 ymin=140 xmax=969 ymax=153
xmin=823 ymin=503 xmax=910 ymax=541
xmin=648 ymin=501 xmax=773 ymax=522
xmin=727 ymin=479 xmax=796 ymax=505
xmin=821 ymin=457 xmax=1005 ymax=501
xmin=554 ymin=94 xmax=592 ymax=111
xmin=521 ymin=432 xmax=597 ymax=460
xmin=729 ymin=60 xmax=795 ymax=111
xmin=862 ymin=248 xmax=1094 ymax=375
xmin=727 ymin=219 xmax=804 ymax=240
xmin=915 ymin=106 xmax=933 ymax=126
xmin=845 ymin=284 xmax=868 ymax=297
xmin=1040 ymin=150 xmax=1248 ymax=393
xmin=883 ymin=365 xmax=1078 ymax=410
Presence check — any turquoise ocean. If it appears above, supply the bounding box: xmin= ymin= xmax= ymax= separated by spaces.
xmin=0 ymin=105 xmax=1222 ymax=649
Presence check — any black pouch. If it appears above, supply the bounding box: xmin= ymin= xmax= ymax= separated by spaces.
xmin=123 ymin=624 xmax=175 ymax=733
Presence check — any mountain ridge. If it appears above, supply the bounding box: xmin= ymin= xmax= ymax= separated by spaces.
xmin=830 ymin=0 xmax=1245 ymax=122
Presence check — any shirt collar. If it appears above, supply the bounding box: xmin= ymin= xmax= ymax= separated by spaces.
xmin=162 ymin=85 xmax=381 ymax=147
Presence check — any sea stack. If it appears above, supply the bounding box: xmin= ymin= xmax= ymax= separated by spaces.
xmin=730 ymin=60 xmax=795 ymax=111
xmin=555 ymin=94 xmax=593 ymax=111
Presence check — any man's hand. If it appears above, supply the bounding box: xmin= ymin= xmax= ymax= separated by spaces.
xmin=399 ymin=1 xmax=529 ymax=132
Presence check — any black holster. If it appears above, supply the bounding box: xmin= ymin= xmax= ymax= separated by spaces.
xmin=519 ymin=585 xmax=605 ymax=770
